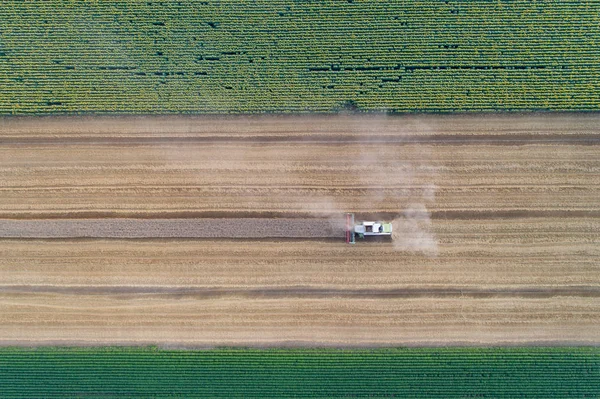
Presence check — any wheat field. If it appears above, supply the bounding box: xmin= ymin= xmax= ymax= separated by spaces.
xmin=0 ymin=114 xmax=598 ymax=346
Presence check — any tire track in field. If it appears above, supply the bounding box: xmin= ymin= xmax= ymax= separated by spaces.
xmin=2 ymin=285 xmax=599 ymax=298
xmin=2 ymin=133 xmax=599 ymax=146
xmin=0 ymin=210 xmax=599 ymax=220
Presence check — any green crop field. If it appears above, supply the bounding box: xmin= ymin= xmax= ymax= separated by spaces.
xmin=0 ymin=1 xmax=598 ymax=114
xmin=0 ymin=347 xmax=598 ymax=398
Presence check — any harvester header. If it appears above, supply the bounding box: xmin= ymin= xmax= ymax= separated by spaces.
xmin=345 ymin=213 xmax=393 ymax=244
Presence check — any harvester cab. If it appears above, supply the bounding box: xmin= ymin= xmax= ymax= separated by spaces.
xmin=345 ymin=213 xmax=392 ymax=244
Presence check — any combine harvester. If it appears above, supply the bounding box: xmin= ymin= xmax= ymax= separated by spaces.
xmin=345 ymin=213 xmax=392 ymax=244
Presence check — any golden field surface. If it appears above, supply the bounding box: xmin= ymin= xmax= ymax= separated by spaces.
xmin=0 ymin=114 xmax=598 ymax=346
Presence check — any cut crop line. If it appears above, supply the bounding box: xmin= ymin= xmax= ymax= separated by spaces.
xmin=1 ymin=285 xmax=599 ymax=298
xmin=1 ymin=134 xmax=599 ymax=146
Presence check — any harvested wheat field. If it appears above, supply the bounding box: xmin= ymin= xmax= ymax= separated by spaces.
xmin=0 ymin=114 xmax=599 ymax=346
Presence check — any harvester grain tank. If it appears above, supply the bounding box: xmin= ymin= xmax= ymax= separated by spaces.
xmin=345 ymin=213 xmax=392 ymax=244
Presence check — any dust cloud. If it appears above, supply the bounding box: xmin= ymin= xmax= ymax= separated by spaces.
xmin=392 ymin=203 xmax=438 ymax=257
xmin=354 ymin=115 xmax=438 ymax=255
xmin=150 ymin=114 xmax=439 ymax=252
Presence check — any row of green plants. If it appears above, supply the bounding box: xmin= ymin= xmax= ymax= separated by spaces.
xmin=0 ymin=0 xmax=598 ymax=113
xmin=0 ymin=347 xmax=598 ymax=397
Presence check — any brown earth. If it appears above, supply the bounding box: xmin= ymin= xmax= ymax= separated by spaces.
xmin=0 ymin=114 xmax=599 ymax=346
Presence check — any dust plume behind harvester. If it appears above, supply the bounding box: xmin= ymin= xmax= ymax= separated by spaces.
xmin=345 ymin=213 xmax=393 ymax=244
